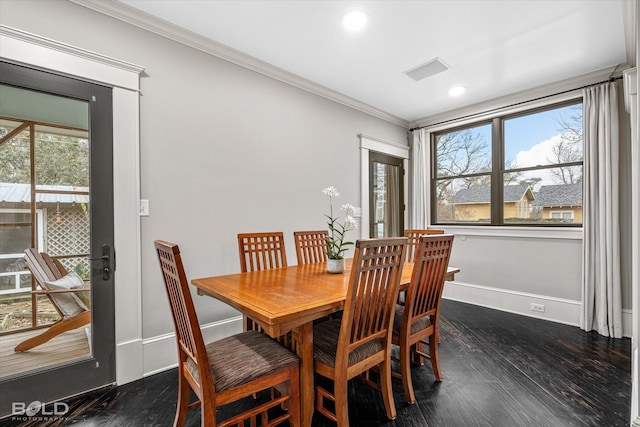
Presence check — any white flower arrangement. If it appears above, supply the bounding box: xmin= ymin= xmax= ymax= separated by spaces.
xmin=322 ymin=186 xmax=357 ymax=260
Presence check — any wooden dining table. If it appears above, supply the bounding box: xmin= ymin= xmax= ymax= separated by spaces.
xmin=192 ymin=260 xmax=459 ymax=427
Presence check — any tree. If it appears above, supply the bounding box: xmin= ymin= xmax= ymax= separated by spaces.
xmin=435 ymin=129 xmax=523 ymax=209
xmin=548 ymin=105 xmax=583 ymax=184
xmin=0 ymin=125 xmax=89 ymax=186
xmin=0 ymin=134 xmax=30 ymax=183
xmin=436 ymin=129 xmax=490 ymax=179
xmin=519 ymin=177 xmax=542 ymax=192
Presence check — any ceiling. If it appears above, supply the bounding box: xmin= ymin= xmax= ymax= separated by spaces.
xmin=109 ymin=0 xmax=631 ymax=124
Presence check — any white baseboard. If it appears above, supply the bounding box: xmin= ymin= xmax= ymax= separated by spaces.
xmin=443 ymin=281 xmax=632 ymax=338
xmin=141 ymin=316 xmax=243 ymax=377
xmin=116 ymin=338 xmax=144 ymax=385
xmin=130 ymin=285 xmax=632 ymax=383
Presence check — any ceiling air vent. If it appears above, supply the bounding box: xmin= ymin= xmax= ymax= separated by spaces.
xmin=403 ymin=58 xmax=449 ymax=81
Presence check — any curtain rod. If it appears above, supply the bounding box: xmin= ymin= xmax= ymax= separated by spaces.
xmin=408 ymin=75 xmax=623 ymax=132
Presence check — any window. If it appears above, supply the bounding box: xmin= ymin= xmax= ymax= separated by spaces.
xmin=550 ymin=211 xmax=574 ymax=221
xmin=432 ymin=100 xmax=583 ymax=226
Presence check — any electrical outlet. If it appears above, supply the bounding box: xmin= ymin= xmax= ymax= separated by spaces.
xmin=531 ymin=303 xmax=545 ymax=313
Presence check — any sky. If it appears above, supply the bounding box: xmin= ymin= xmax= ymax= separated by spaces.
xmin=472 ymin=103 xmax=581 ymax=189
xmin=507 ymin=104 xmax=582 ymax=188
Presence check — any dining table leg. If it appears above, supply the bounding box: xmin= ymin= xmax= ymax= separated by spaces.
xmin=292 ymin=321 xmax=314 ymax=427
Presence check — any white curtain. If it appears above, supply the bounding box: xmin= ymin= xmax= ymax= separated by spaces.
xmin=581 ymin=81 xmax=622 ymax=338
xmin=409 ymin=128 xmax=430 ymax=228
xmin=386 ymin=163 xmax=400 ymax=236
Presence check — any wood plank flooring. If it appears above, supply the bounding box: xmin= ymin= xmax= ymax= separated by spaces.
xmin=0 ymin=327 xmax=90 ymax=379
xmin=1 ymin=300 xmax=630 ymax=426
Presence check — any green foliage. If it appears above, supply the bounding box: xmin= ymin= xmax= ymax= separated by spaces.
xmin=324 ymin=214 xmax=354 ymax=260
xmin=0 ymin=126 xmax=89 ymax=186
xmin=322 ymin=186 xmax=357 ymax=260
xmin=0 ymin=132 xmax=30 ymax=183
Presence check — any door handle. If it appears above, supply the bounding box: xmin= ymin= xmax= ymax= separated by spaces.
xmin=90 ymin=244 xmax=112 ymax=281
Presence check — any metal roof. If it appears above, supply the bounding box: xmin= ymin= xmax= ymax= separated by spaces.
xmin=0 ymin=183 xmax=89 ymax=204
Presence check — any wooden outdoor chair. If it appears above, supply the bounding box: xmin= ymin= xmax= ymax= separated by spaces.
xmin=313 ymin=237 xmax=407 ymax=427
xmin=238 ymin=232 xmax=287 ymax=332
xmin=391 ymin=234 xmax=454 ymax=404
xmin=16 ymin=249 xmax=91 ymax=352
xmin=293 ymin=230 xmax=329 ymax=265
xmin=154 ymin=240 xmax=301 ymax=427
xmin=403 ymin=229 xmax=445 ymax=263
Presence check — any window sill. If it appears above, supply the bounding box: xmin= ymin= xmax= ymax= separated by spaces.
xmin=433 ymin=225 xmax=582 ymax=240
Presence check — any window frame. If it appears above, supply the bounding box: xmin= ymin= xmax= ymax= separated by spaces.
xmin=430 ymin=98 xmax=583 ymax=227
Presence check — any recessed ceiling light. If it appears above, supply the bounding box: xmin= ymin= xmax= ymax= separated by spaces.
xmin=448 ymin=86 xmax=467 ymax=96
xmin=342 ymin=10 xmax=368 ymax=31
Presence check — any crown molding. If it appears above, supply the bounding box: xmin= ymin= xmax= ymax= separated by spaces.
xmin=69 ymin=0 xmax=409 ymax=128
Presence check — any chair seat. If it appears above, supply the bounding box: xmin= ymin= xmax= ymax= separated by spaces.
xmin=392 ymin=305 xmax=432 ymax=336
xmin=314 ymin=319 xmax=384 ymax=368
xmin=187 ymin=330 xmax=299 ymax=392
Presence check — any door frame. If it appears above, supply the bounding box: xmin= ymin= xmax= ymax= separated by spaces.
xmin=359 ymin=134 xmax=409 ymax=239
xmin=0 ymin=26 xmax=144 ymax=388
xmin=369 ymin=151 xmax=405 ymax=237
xmin=0 ymin=59 xmax=117 ymax=418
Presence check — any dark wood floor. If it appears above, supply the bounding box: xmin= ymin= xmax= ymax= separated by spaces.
xmin=3 ymin=300 xmax=631 ymax=427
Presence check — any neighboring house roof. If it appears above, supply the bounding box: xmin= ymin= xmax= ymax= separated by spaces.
xmin=532 ymin=183 xmax=582 ymax=208
xmin=453 ymin=184 xmax=533 ymax=204
xmin=0 ymin=182 xmax=89 ymax=204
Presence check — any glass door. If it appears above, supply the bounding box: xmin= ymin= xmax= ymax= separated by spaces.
xmin=369 ymin=151 xmax=404 ymax=237
xmin=0 ymin=62 xmax=115 ymax=420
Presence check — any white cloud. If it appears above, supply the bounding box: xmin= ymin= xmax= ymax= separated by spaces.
xmin=513 ymin=134 xmax=564 ymax=187
xmin=515 ymin=134 xmax=562 ymax=167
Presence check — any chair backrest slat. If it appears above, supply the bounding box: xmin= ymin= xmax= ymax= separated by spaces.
xmin=406 ymin=235 xmax=454 ymax=323
xmin=24 ymin=249 xmax=61 ymax=286
xmin=404 ymin=229 xmax=444 ymax=263
xmin=238 ymin=232 xmax=287 ymax=272
xmin=293 ymin=230 xmax=329 ymax=264
xmin=340 ymin=238 xmax=407 ymax=357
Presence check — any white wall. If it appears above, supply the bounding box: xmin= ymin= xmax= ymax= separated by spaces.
xmin=0 ymin=0 xmax=408 ymax=377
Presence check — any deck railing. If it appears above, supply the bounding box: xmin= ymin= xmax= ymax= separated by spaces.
xmin=0 ymin=253 xmax=31 ymax=296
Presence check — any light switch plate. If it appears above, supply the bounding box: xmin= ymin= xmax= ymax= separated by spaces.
xmin=140 ymin=199 xmax=150 ymax=216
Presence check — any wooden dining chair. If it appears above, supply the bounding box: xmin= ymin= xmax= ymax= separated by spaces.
xmin=154 ymin=240 xmax=301 ymax=427
xmin=237 ymin=231 xmax=288 ymax=332
xmin=398 ymin=229 xmax=445 ymax=306
xmin=238 ymin=231 xmax=288 ymax=272
xmin=403 ymin=229 xmax=444 ymax=263
xmin=391 ymin=234 xmax=454 ymax=404
xmin=313 ymin=237 xmax=407 ymax=427
xmin=16 ymin=249 xmax=91 ymax=352
xmin=293 ymin=230 xmax=329 ymax=264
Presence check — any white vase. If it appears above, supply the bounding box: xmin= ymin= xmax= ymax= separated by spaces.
xmin=327 ymin=258 xmax=345 ymax=274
